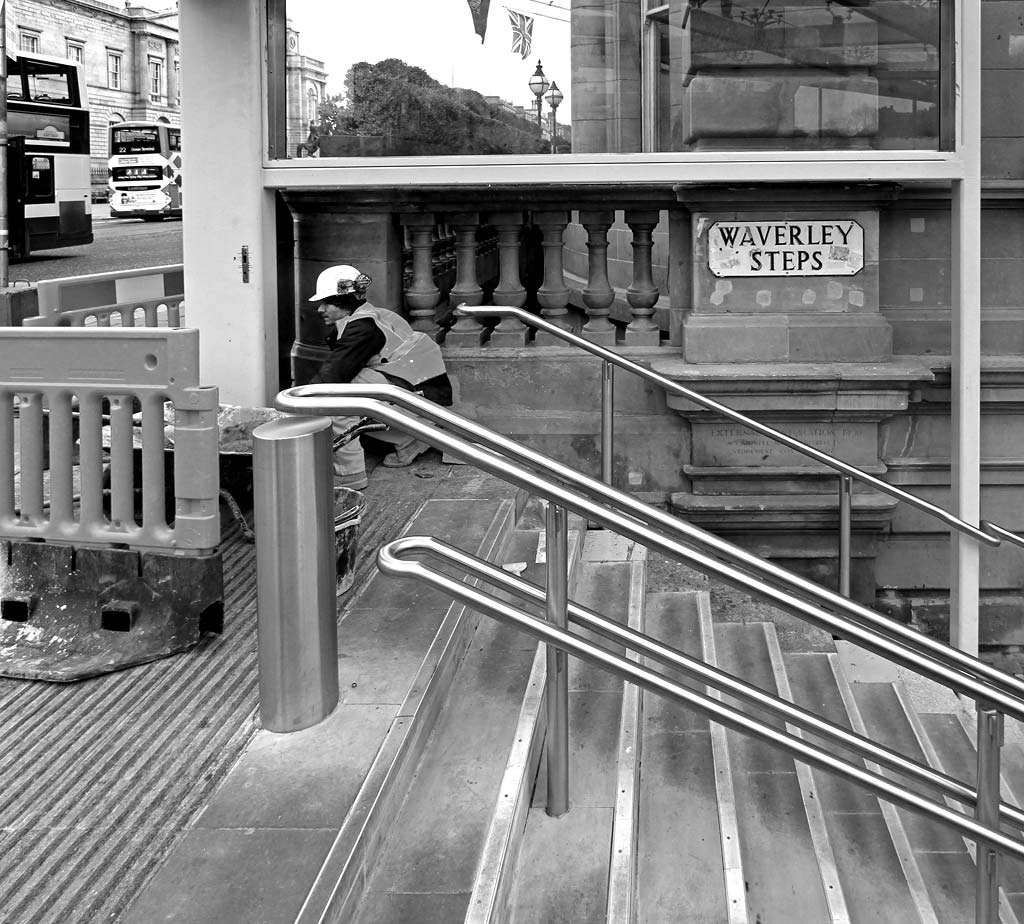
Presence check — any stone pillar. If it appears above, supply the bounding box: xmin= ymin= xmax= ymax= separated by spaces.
xmin=439 ymin=223 xmax=457 ymax=293
xmin=445 ymin=213 xmax=486 ymax=347
xmin=488 ymin=211 xmax=529 ymax=347
xmin=579 ymin=210 xmax=616 ymax=346
xmin=625 ymin=210 xmax=661 ymax=346
xmin=677 ymin=185 xmax=898 ymax=363
xmin=533 ymin=210 xmax=572 ymax=345
xmin=401 ymin=213 xmax=441 ymax=337
xmin=283 ymin=197 xmax=403 ymax=385
xmin=651 ymin=184 xmax=930 ymax=604
xmin=166 ymin=42 xmax=180 ymax=108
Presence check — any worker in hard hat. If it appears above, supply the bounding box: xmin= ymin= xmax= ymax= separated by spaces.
xmin=307 ymin=264 xmax=452 ymax=489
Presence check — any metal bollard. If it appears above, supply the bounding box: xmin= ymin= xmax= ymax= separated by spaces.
xmin=252 ymin=416 xmax=339 ymax=732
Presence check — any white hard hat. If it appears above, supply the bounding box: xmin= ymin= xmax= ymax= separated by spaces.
xmin=308 ymin=264 xmax=372 ymax=302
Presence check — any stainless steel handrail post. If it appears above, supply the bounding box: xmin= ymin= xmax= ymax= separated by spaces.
xmin=252 ymin=416 xmax=340 ymax=733
xmin=976 ymin=703 xmax=1003 ymax=924
xmin=545 ymin=500 xmax=570 ymax=817
xmin=601 ymin=360 xmax=614 ymax=486
xmin=839 ymin=475 xmax=852 ymax=597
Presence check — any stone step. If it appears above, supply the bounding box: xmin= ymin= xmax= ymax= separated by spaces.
xmin=633 ymin=590 xmax=727 ymax=924
xmin=348 ymin=523 xmax=586 ymax=924
xmin=850 ymin=681 xmax=984 ymax=924
xmin=473 ymin=533 xmax=643 ymax=924
xmin=784 ymin=651 xmax=933 ymax=923
xmin=917 ymin=710 xmax=1024 ymax=918
xmin=710 ymin=621 xmax=834 ymax=923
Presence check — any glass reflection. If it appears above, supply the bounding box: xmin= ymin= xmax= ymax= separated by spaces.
xmin=281 ymin=0 xmax=944 ymax=158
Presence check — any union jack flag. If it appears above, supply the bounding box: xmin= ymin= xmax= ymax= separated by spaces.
xmin=507 ymin=9 xmax=534 ymax=59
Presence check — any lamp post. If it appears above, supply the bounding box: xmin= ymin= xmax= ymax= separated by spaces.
xmin=528 ymin=59 xmax=549 ymax=134
xmin=545 ymin=81 xmax=563 ymax=154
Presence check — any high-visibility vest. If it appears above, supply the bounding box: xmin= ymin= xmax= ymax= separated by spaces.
xmin=338 ymin=303 xmax=447 ymax=386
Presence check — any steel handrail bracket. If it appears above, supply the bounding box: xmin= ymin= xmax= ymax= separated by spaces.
xmin=277 ymin=382 xmax=1024 ymax=902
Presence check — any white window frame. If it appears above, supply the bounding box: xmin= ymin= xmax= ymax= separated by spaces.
xmin=149 ymin=58 xmax=164 ymax=102
xmin=19 ymin=31 xmax=40 ymax=54
xmin=66 ymin=40 xmax=84 ymax=64
xmin=107 ymin=52 xmax=122 ymax=90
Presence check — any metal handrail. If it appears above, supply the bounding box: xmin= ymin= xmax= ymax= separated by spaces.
xmin=385 ymin=533 xmax=1024 ymax=832
xmin=276 ymin=385 xmax=1022 ymax=921
xmin=455 ymin=303 xmax=1024 ymax=594
xmin=278 ymin=384 xmax=1024 ymax=724
xmin=377 ymin=536 xmax=1024 ymax=864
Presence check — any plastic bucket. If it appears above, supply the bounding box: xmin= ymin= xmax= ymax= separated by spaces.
xmin=333 ymin=487 xmax=365 ymax=596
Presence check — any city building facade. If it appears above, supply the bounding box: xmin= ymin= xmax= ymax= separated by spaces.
xmin=7 ymin=1 xmax=180 ymax=187
xmin=6 ymin=1 xmax=326 ymax=190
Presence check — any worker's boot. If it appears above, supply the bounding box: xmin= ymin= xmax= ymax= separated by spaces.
xmin=381 ymin=438 xmax=430 ymax=468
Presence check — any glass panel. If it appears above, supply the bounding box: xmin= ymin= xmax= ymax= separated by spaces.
xmin=658 ymin=0 xmax=943 ymax=151
xmin=9 ymin=112 xmax=72 ymax=146
xmin=22 ymin=61 xmax=75 ymax=105
xmin=278 ymin=0 xmax=945 ymax=158
xmin=110 ymin=126 xmax=161 ymax=155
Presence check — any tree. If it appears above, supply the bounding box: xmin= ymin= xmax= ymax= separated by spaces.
xmin=315 ymin=58 xmax=551 ymax=156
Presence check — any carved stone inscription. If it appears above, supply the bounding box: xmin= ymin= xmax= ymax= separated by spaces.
xmin=694 ymin=422 xmax=868 ymax=468
xmin=708 ymin=220 xmax=864 ymax=278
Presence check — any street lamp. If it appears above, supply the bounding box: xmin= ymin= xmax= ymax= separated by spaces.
xmin=545 ymin=80 xmax=563 ymax=154
xmin=528 ymin=59 xmax=549 ymax=133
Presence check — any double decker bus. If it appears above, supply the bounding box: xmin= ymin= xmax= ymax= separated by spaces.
xmin=6 ymin=52 xmax=92 ymax=257
xmin=108 ymin=121 xmax=182 ymax=221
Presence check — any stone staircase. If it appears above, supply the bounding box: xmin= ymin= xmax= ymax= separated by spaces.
xmin=328 ymin=524 xmax=1024 ymax=924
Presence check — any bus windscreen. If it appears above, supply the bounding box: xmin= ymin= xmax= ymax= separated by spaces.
xmin=22 ymin=62 xmax=75 ymax=105
xmin=111 ymin=127 xmax=161 ymax=155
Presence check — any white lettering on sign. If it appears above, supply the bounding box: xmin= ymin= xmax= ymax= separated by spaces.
xmin=708 ymin=220 xmax=864 ymax=278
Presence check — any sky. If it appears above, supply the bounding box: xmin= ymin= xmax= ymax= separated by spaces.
xmin=286 ymin=0 xmax=572 ymax=113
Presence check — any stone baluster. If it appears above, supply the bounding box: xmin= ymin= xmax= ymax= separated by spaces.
xmin=445 ymin=212 xmax=486 ymax=347
xmin=579 ymin=210 xmax=617 ymax=346
xmin=533 ymin=210 xmax=572 ymax=345
xmin=625 ymin=209 xmax=661 ymax=346
xmin=487 ymin=211 xmax=529 ymax=346
xmin=400 ymin=213 xmax=441 ymax=336
xmin=438 ymin=222 xmax=457 ymax=293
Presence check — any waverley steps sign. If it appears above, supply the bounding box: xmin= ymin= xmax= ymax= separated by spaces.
xmin=707 ymin=219 xmax=865 ymax=278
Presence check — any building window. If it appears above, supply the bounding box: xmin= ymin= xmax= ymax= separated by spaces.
xmin=19 ymin=31 xmax=40 ymax=54
xmin=107 ymin=53 xmax=122 ymax=89
xmin=149 ymin=58 xmax=163 ymax=102
xmin=66 ymin=41 xmax=84 ymax=64
xmin=174 ymin=60 xmax=181 ymax=105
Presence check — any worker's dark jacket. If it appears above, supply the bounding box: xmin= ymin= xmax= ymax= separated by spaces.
xmin=309 ymin=304 xmax=452 ymax=406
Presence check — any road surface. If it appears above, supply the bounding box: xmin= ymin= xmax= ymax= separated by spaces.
xmin=8 ymin=205 xmax=183 ymax=285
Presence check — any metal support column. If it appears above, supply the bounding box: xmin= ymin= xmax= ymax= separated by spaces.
xmin=601 ymin=360 xmax=614 ymax=486
xmin=545 ymin=501 xmax=570 ymax=816
xmin=838 ymin=475 xmax=852 ymax=597
xmin=975 ymin=704 xmax=1003 ymax=924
